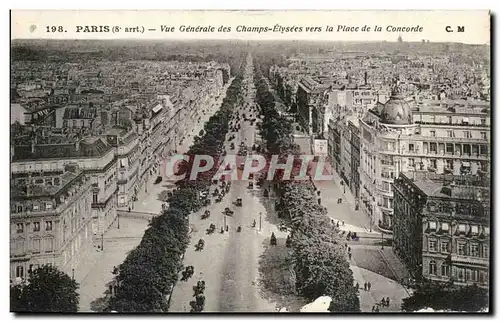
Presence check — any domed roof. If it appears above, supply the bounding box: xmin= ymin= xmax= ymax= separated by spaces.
xmin=377 ymin=86 xmax=412 ymax=125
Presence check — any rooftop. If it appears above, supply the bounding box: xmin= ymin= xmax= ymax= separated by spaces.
xmin=400 ymin=171 xmax=490 ymax=201
xmin=11 ymin=167 xmax=87 ymax=199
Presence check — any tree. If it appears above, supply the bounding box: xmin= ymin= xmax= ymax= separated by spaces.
xmin=11 ymin=265 xmax=79 ymax=312
xmin=401 ymin=282 xmax=489 ymax=312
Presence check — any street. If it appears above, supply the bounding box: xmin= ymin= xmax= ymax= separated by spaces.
xmin=169 ymin=54 xmax=282 ymax=312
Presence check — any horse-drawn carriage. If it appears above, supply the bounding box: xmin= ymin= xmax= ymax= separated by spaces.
xmin=235 ymin=197 xmax=242 ymax=207
xmin=279 ymin=222 xmax=288 ymax=232
xmin=195 ymin=239 xmax=205 ymax=251
xmin=223 ymin=207 xmax=234 ymax=216
xmin=206 ymin=223 xmax=216 ymax=235
xmin=201 ymin=210 xmax=210 ymax=220
xmin=215 ymin=194 xmax=223 ymax=203
xmin=181 ymin=265 xmax=194 ymax=281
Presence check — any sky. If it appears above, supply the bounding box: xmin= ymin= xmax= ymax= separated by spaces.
xmin=11 ymin=10 xmax=490 ymax=45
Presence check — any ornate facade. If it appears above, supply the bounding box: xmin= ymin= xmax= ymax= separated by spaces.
xmin=10 ymin=167 xmax=93 ymax=281
xmin=393 ymin=172 xmax=490 ymax=286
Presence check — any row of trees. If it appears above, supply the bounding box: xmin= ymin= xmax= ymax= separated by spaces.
xmin=253 ymin=58 xmax=360 ymax=312
xmin=107 ymin=74 xmax=244 ymax=312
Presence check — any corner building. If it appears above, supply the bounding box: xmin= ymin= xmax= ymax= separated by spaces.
xmin=393 ymin=172 xmax=490 ymax=286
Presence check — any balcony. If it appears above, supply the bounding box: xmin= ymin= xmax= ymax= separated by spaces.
xmin=451 ymin=254 xmax=489 ymax=267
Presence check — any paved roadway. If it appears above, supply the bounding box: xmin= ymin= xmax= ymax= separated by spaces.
xmin=169 ymin=54 xmax=281 ymax=312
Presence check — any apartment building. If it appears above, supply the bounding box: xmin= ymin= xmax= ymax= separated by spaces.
xmin=10 ymin=166 xmax=93 ymax=281
xmin=393 ymin=172 xmax=490 ymax=286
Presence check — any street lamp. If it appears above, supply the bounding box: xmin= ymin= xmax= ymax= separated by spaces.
xmin=117 ymin=213 xmax=120 ymax=229
xmin=72 ymin=268 xmax=75 ymax=280
xmin=101 ymin=234 xmax=104 ymax=251
xmin=381 ymin=232 xmax=384 ymax=250
xmin=259 ymin=212 xmax=262 ymax=231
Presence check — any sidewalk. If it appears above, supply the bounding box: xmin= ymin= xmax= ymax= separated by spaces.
xmin=74 ymin=216 xmax=149 ymax=312
xmin=350 ymin=264 xmax=408 ymax=312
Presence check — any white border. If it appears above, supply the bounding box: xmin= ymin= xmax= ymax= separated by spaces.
xmin=2 ymin=1 xmax=497 ymax=322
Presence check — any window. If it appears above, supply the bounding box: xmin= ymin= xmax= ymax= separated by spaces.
xmin=441 ymin=263 xmax=450 ymax=277
xmin=93 ymin=192 xmax=98 ymax=204
xmin=430 ymin=130 xmax=436 ymax=137
xmin=447 ymin=130 xmax=453 ymax=138
xmin=16 ymin=266 xmax=24 ymax=278
xmin=45 ymin=221 xmax=53 ymax=231
xmin=457 ymin=267 xmax=465 ymax=282
xmin=16 ymin=223 xmax=24 ymax=233
xmin=429 ymin=260 xmax=437 ymax=275
xmin=458 ymin=243 xmax=466 ymax=255
xmin=429 ymin=221 xmax=437 ymax=230
xmin=33 ymin=222 xmax=40 ymax=232
xmin=480 ymin=132 xmax=487 ymax=140
xmin=447 ymin=116 xmax=452 ymax=124
xmin=470 ymin=269 xmax=479 ymax=282
xmin=480 ymin=118 xmax=486 ymax=125
xmin=408 ymin=158 xmax=415 ymax=167
xmin=484 ymin=227 xmax=490 ymax=235
xmin=441 ymin=222 xmax=449 ymax=232
xmin=446 ymin=160 xmax=454 ymax=170
xmin=46 ymin=203 xmax=52 ymax=210
xmin=441 ymin=241 xmax=449 ymax=253
xmin=33 ymin=204 xmax=39 ymax=211
xmin=446 ymin=143 xmax=454 ymax=154
xmin=471 ymin=243 xmax=479 ymax=257
xmin=32 ymin=238 xmax=41 ymax=253
xmin=429 ymin=240 xmax=437 ymax=252
xmin=430 ymin=159 xmax=437 ymax=169
xmin=483 ymin=244 xmax=489 ymax=258
xmin=45 ymin=238 xmax=54 ymax=253
xmin=463 ymin=131 xmax=471 ymax=139
xmin=471 ymin=225 xmax=478 ymax=234
xmin=429 ymin=143 xmax=437 ymax=153
xmin=409 ymin=143 xmax=414 ymax=152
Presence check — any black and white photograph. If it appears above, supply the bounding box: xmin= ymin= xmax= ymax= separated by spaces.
xmin=8 ymin=9 xmax=491 ymax=313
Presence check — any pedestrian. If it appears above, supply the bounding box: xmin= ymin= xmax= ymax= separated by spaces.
xmin=386 ymin=297 xmax=390 ymax=307
xmin=348 ymin=246 xmax=351 ymax=253
xmin=226 ymin=225 xmax=229 ymax=231
xmin=318 ymin=198 xmax=321 ymax=205
xmin=375 ymin=305 xmax=380 ymax=312
xmin=342 ymin=221 xmax=345 ymax=226
xmin=128 ymin=206 xmax=131 ymax=212
xmin=371 ymin=305 xmax=376 ymax=312
xmin=337 ymin=221 xmax=340 ymax=228
xmin=364 ymin=282 xmax=367 ymax=291
xmin=368 ymin=281 xmax=372 ymax=291
xmin=348 ymin=252 xmax=352 ymax=260
xmin=339 ymin=198 xmax=342 ymax=203
xmin=355 ymin=282 xmax=359 ymax=290
xmin=381 ymin=298 xmax=386 ymax=307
